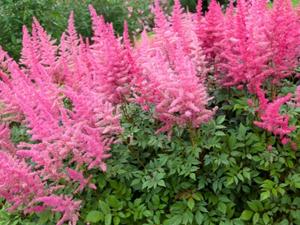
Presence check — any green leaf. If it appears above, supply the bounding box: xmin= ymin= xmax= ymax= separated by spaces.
xmin=261 ymin=180 xmax=274 ymax=190
xmin=99 ymin=201 xmax=111 ymax=214
xmin=215 ymin=131 xmax=226 ymax=136
xmin=164 ymin=215 xmax=182 ymax=225
xmin=105 ymin=214 xmax=112 ymax=225
xmin=260 ymin=191 xmax=270 ymax=201
xmin=108 ymin=196 xmax=121 ymax=209
xmin=216 ymin=115 xmax=226 ymax=124
xmin=143 ymin=210 xmax=153 ymax=217
xmin=237 ymin=123 xmax=247 ymax=140
xmin=86 ymin=211 xmax=102 ymax=223
xmin=253 ymin=213 xmax=260 ymax=224
xmin=158 ymin=180 xmax=166 ymax=187
xmin=240 ymin=210 xmax=253 ymax=221
xmin=193 ymin=193 xmax=203 ymax=201
xmin=248 ymin=200 xmax=262 ymax=212
xmin=218 ymin=202 xmax=227 ymax=214
xmin=187 ymin=198 xmax=195 ymax=210
xmin=189 ymin=173 xmax=196 ymax=180
xmin=263 ymin=213 xmax=270 ymax=224
xmin=113 ymin=216 xmax=121 ymax=225
xmin=291 ymin=210 xmax=300 ymax=220
xmin=182 ymin=211 xmax=193 ymax=225
xmin=37 ymin=210 xmax=51 ymax=224
xmin=278 ymin=219 xmax=289 ymax=225
xmin=195 ymin=211 xmax=204 ymax=224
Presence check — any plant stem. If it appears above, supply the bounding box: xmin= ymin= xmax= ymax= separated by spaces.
xmin=128 ymin=146 xmax=145 ymax=168
xmin=121 ymin=103 xmax=132 ymax=122
xmin=188 ymin=125 xmax=197 ymax=150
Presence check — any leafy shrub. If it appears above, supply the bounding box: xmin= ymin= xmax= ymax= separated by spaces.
xmin=0 ymin=0 xmax=300 ymax=225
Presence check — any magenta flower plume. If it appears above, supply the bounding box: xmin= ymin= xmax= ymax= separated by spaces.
xmin=36 ymin=196 xmax=81 ymax=225
xmin=0 ymin=151 xmax=45 ymax=212
xmin=254 ymin=94 xmax=295 ymax=144
xmin=198 ymin=0 xmax=225 ymax=65
xmin=0 ymin=9 xmax=123 ymax=224
xmin=135 ymin=0 xmax=215 ymax=134
xmin=0 ymin=124 xmax=17 ymax=154
xmin=88 ymin=5 xmax=137 ymax=104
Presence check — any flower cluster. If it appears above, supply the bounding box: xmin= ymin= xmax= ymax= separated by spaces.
xmin=134 ymin=0 xmax=215 ymax=135
xmin=198 ymin=0 xmax=300 ymax=143
xmin=0 ymin=6 xmax=125 ymax=225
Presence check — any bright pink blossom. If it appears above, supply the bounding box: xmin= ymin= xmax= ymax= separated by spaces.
xmin=135 ymin=0 xmax=215 ymax=134
xmin=88 ymin=5 xmax=137 ymax=104
xmin=0 ymin=124 xmax=16 ymax=154
xmin=254 ymin=94 xmax=295 ymax=144
xmin=0 ymin=10 xmax=123 ymax=224
xmin=0 ymin=151 xmax=45 ymax=212
xmin=36 ymin=196 xmax=81 ymax=225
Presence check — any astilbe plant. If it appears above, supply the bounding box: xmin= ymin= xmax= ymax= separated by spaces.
xmin=197 ymin=0 xmax=225 ymax=66
xmin=202 ymin=0 xmax=300 ymax=143
xmin=134 ymin=0 xmax=215 ymax=135
xmin=254 ymin=93 xmax=296 ymax=144
xmin=0 ymin=125 xmax=16 ymax=154
xmin=87 ymin=5 xmax=138 ymax=104
xmin=0 ymin=7 xmax=126 ymax=225
xmin=0 ymin=151 xmax=45 ymax=212
xmin=36 ymin=196 xmax=81 ymax=225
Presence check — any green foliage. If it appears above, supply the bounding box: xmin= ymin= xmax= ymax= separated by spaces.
xmin=10 ymin=122 xmax=31 ymax=144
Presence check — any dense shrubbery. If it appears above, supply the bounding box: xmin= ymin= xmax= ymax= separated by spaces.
xmin=0 ymin=0 xmax=300 ymax=225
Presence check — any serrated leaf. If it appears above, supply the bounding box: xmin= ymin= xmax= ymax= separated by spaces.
xmin=215 ymin=131 xmax=226 ymax=136
xmin=253 ymin=213 xmax=260 ymax=224
xmin=86 ymin=211 xmax=102 ymax=223
xmin=248 ymin=201 xmax=262 ymax=212
xmin=278 ymin=219 xmax=289 ymax=225
xmin=216 ymin=115 xmax=226 ymax=124
xmin=240 ymin=210 xmax=253 ymax=221
xmin=261 ymin=180 xmax=274 ymax=189
xmin=143 ymin=210 xmax=152 ymax=217
xmin=218 ymin=202 xmax=227 ymax=214
xmin=195 ymin=211 xmax=204 ymax=224
xmin=189 ymin=173 xmax=196 ymax=180
xmin=187 ymin=198 xmax=195 ymax=210
xmin=105 ymin=214 xmax=112 ymax=225
xmin=131 ymin=179 xmax=140 ymax=186
xmin=193 ymin=193 xmax=203 ymax=201
xmin=99 ymin=201 xmax=111 ymax=214
xmin=158 ymin=180 xmax=166 ymax=187
xmin=113 ymin=216 xmax=120 ymax=225
xmin=263 ymin=213 xmax=270 ymax=224
xmin=260 ymin=191 xmax=270 ymax=201
xmin=182 ymin=211 xmax=193 ymax=225
xmin=164 ymin=215 xmax=182 ymax=225
xmin=108 ymin=196 xmax=121 ymax=209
